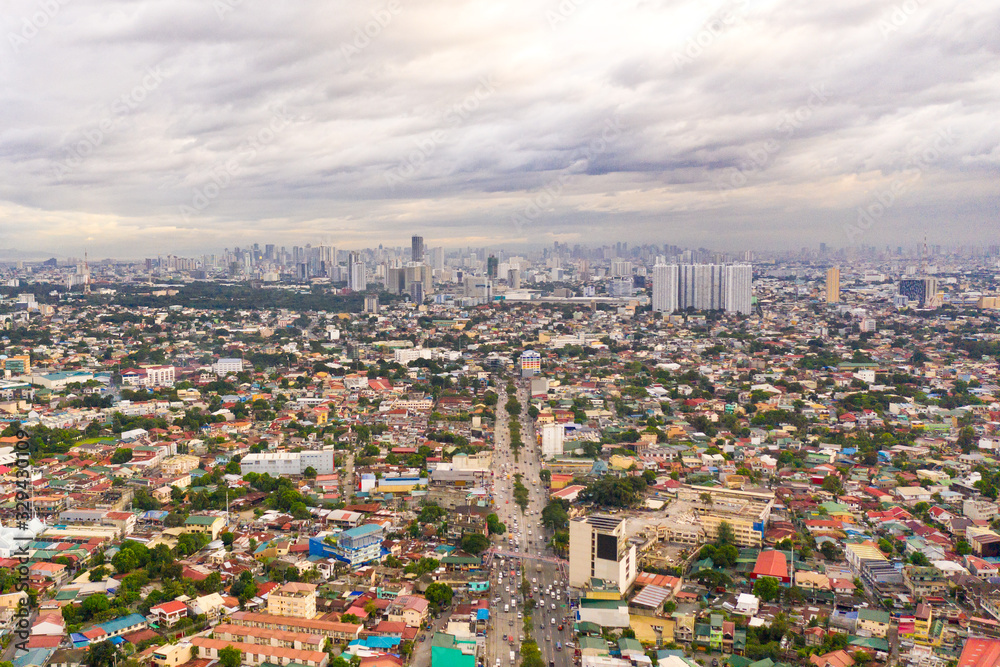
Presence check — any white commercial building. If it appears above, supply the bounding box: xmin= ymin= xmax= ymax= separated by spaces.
xmin=241 ymin=450 xmax=335 ymax=476
xmin=569 ymin=515 xmax=637 ymax=595
xmin=212 ymin=358 xmax=244 ymax=375
xmin=541 ymin=423 xmax=565 ymax=458
xmin=145 ymin=365 xmax=176 ymax=387
xmin=394 ymin=348 xmax=434 ymax=364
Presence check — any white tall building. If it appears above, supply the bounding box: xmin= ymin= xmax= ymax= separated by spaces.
xmin=610 ymin=260 xmax=633 ymax=278
xmin=569 ymin=515 xmax=637 ymax=595
xmin=541 ymin=423 xmax=565 ymax=458
xmin=723 ymin=264 xmax=753 ymax=314
xmin=347 ymin=253 xmax=366 ymax=291
xmin=674 ymin=263 xmax=752 ymax=313
xmin=678 ymin=264 xmax=725 ymax=310
xmin=652 ymin=261 xmax=678 ymax=314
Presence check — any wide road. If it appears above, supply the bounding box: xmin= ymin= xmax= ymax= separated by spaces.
xmin=484 ymin=380 xmax=574 ymax=667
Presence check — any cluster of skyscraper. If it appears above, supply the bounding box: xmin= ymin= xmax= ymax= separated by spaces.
xmin=651 ymin=261 xmax=753 ymax=315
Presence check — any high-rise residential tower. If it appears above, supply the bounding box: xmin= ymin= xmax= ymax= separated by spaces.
xmin=347 ymin=252 xmax=366 ymax=291
xmin=826 ymin=267 xmax=840 ymax=303
xmin=724 ymin=264 xmax=753 ymax=314
xmin=652 ymin=261 xmax=678 ymax=314
xmin=411 ymin=236 xmax=424 ymax=263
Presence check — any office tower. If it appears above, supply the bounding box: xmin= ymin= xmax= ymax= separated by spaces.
xmin=652 ymin=262 xmax=678 ymax=314
xmin=724 ymin=264 xmax=753 ymax=314
xmin=898 ymin=277 xmax=939 ymax=308
xmin=432 ymin=246 xmax=445 ymax=271
xmin=487 ymin=255 xmax=499 ymax=279
xmin=611 ymin=259 xmax=632 ymax=278
xmin=386 ymin=267 xmax=406 ymax=295
xmin=826 ymin=267 xmax=841 ymax=303
xmin=347 ymin=252 xmax=366 ymax=291
xmin=364 ymin=295 xmax=379 ymax=314
xmin=411 ymin=236 xmax=424 ymax=263
xmin=405 ymin=263 xmax=433 ymax=297
xmin=568 ymin=515 xmax=637 ymax=596
xmin=507 ymin=268 xmax=521 ymax=289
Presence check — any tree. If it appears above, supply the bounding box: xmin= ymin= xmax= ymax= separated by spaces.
xmin=303 ymin=466 xmax=317 ymax=479
xmin=86 ymin=641 xmax=119 ymax=667
xmin=716 ymin=521 xmax=735 ymax=547
xmin=821 ymin=475 xmax=844 ymax=495
xmin=219 ymin=646 xmax=241 ymax=667
xmin=89 ymin=566 xmax=109 ymax=582
xmin=81 ymin=594 xmax=111 ymax=620
xmin=425 ymin=582 xmax=454 ymax=607
xmin=541 ymin=500 xmax=569 ymax=530
xmin=753 ymin=576 xmax=780 ymax=603
xmin=486 ymin=514 xmax=506 ymax=535
xmin=110 ymin=448 xmax=133 ymax=464
xmin=820 ymin=541 xmax=842 ymax=561
xmin=460 ymin=533 xmax=490 ymax=555
xmin=909 ymin=552 xmax=930 ymax=566
xmin=112 ymin=549 xmax=138 ymax=575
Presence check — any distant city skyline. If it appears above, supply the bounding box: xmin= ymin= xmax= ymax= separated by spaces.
xmin=0 ymin=1 xmax=996 ymax=256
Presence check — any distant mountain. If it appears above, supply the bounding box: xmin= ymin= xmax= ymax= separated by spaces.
xmin=0 ymin=249 xmax=57 ymax=261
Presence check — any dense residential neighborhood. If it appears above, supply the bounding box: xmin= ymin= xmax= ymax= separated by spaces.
xmin=2 ymin=244 xmax=1000 ymax=667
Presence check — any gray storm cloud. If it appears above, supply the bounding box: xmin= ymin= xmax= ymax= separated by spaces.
xmin=0 ymin=0 xmax=996 ymax=256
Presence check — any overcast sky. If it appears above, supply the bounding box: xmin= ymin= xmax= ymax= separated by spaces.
xmin=0 ymin=0 xmax=997 ymax=258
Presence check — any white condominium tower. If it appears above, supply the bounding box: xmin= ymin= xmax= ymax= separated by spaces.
xmin=661 ymin=262 xmax=752 ymax=314
xmin=652 ymin=260 xmax=679 ymax=313
xmin=724 ymin=264 xmax=753 ymax=314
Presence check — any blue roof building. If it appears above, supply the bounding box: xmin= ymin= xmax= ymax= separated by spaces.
xmin=309 ymin=524 xmax=384 ymax=566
